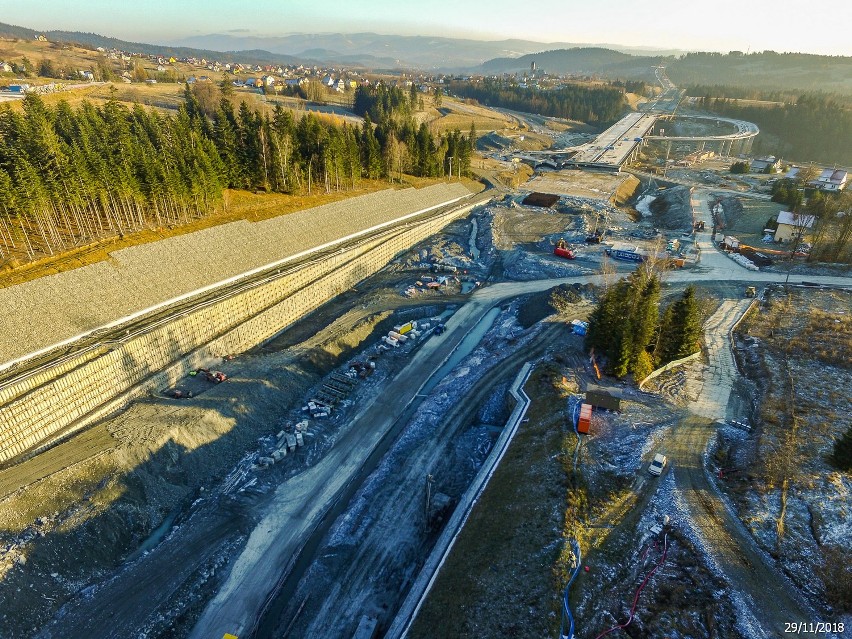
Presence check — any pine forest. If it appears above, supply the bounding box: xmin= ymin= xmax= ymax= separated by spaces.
xmin=0 ymin=86 xmax=476 ymax=261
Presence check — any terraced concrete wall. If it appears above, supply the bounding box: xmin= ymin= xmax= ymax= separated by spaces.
xmin=0 ymin=183 xmax=470 ymax=369
xmin=0 ymin=199 xmax=477 ymax=463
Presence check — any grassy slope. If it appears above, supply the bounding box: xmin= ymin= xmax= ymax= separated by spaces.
xmin=407 ymin=364 xmax=570 ymax=638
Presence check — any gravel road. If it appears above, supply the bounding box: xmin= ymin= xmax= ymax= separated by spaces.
xmin=666 ymin=297 xmax=826 ymax=637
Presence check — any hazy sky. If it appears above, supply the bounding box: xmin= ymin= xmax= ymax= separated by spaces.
xmin=6 ymin=0 xmax=851 ymax=56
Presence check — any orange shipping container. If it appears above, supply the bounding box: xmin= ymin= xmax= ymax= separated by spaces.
xmin=577 ymin=403 xmax=592 ymax=434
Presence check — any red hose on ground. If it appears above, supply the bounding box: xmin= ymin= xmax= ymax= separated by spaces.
xmin=593 ymin=534 xmax=669 ymax=639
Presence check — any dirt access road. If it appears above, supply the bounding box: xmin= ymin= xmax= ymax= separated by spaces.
xmin=181 ymin=271 xmax=851 ymax=638
xmin=23 ymin=256 xmax=849 ymax=638
xmin=669 ymin=300 xmax=823 ymax=637
xmin=273 ymin=323 xmax=563 ymax=637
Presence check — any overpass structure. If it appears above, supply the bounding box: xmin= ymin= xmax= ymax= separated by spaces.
xmin=520 ymin=67 xmax=758 ymax=171
xmin=566 ymin=111 xmax=659 ymax=170
xmin=644 ymin=114 xmax=759 ymax=157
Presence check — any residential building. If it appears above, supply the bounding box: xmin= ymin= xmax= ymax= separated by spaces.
xmin=810 ymin=168 xmax=848 ymax=192
xmin=750 ymin=156 xmax=782 ymax=173
xmin=775 ymin=211 xmax=816 ymax=243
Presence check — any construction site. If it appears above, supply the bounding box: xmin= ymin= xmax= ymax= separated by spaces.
xmin=1 ymin=88 xmax=851 ymax=639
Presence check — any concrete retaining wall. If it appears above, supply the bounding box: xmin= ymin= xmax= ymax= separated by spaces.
xmin=638 ymin=350 xmax=702 ymax=390
xmin=0 ymin=183 xmax=471 ymax=370
xmin=0 ymin=198 xmax=478 ymax=464
xmin=386 ymin=362 xmax=534 ymax=639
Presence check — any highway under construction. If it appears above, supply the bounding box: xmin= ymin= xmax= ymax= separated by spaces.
xmin=0 ymin=75 xmax=849 ymax=639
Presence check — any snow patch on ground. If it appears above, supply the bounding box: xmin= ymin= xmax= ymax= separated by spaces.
xmin=635 ymin=195 xmax=656 ymax=218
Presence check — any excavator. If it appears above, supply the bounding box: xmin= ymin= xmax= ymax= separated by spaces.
xmin=554 ymin=238 xmax=576 ymax=259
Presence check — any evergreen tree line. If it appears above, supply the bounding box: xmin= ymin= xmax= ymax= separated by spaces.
xmin=0 ymin=85 xmax=476 ymax=260
xmin=350 ymin=84 xmax=475 ymax=179
xmin=686 ymin=84 xmax=852 ymax=107
xmin=610 ymin=79 xmax=647 ymax=95
xmin=585 ymin=268 xmax=701 ymax=380
xmin=698 ymin=94 xmax=852 ymax=166
xmin=669 ymin=51 xmax=852 ymax=94
xmin=446 ymin=79 xmax=626 ymax=125
xmin=0 ymin=93 xmax=224 ymax=258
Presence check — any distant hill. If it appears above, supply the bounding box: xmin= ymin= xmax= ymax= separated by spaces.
xmin=0 ymin=22 xmax=684 ymax=71
xmin=483 ymin=47 xmax=636 ymax=73
xmin=172 ymin=32 xmax=685 ymax=70
xmin=668 ymin=51 xmax=852 ymax=95
xmin=0 ymin=22 xmax=303 ymax=67
xmin=481 ymin=47 xmax=852 ymax=95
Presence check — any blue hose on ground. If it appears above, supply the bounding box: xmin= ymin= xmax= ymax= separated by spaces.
xmin=559 ymin=538 xmax=582 ymax=639
xmin=567 ymin=395 xmax=582 ymax=469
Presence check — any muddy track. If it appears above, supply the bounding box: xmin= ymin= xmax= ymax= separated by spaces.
xmin=37 ymin=501 xmax=254 ymax=639
xmin=672 ymin=418 xmax=819 ymax=637
xmin=264 ymin=321 xmax=564 ymax=637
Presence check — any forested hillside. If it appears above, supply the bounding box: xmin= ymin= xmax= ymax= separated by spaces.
xmin=482 ymin=47 xmax=634 ymax=74
xmin=446 ymin=79 xmax=627 ymax=124
xmin=669 ymin=51 xmax=852 ymax=95
xmin=480 ymin=49 xmax=852 ymax=96
xmin=0 ymin=88 xmax=474 ymax=260
xmin=699 ymin=93 xmax=852 ymax=166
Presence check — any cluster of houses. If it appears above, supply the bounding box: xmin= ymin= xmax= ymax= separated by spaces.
xmin=751 ymin=156 xmax=848 ymax=193
xmin=787 ymin=166 xmax=848 ymax=192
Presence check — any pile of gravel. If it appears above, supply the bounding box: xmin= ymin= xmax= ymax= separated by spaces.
xmin=648 ymin=186 xmax=693 ymax=231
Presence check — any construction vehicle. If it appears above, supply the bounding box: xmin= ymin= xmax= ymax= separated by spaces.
xmin=745 ymin=286 xmax=757 ymax=298
xmin=553 ymin=238 xmax=576 ymax=259
xmin=198 ymin=368 xmax=227 ymax=383
xmin=585 ymin=230 xmax=602 ymax=244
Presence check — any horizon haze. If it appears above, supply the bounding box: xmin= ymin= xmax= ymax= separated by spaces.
xmin=5 ymin=0 xmax=852 ymax=58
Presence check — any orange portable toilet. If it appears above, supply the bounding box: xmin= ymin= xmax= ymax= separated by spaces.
xmin=577 ymin=403 xmax=592 ymax=434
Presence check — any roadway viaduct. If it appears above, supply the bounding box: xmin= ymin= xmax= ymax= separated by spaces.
xmin=519 ymin=67 xmax=758 ymax=172
xmin=645 ymin=114 xmax=760 ymax=158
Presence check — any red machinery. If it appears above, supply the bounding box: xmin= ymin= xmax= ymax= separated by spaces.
xmin=554 ymin=238 xmax=576 ymax=259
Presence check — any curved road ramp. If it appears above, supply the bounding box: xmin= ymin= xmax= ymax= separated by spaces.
xmin=0 ymin=183 xmax=478 ymax=464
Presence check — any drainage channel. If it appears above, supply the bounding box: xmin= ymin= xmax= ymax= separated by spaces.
xmin=251 ymin=305 xmax=501 ymax=638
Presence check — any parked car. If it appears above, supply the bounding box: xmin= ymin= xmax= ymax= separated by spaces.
xmin=648 ymin=453 xmax=667 ymax=476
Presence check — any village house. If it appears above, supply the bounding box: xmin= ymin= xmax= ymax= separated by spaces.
xmin=810 ymin=168 xmax=848 ymax=192
xmin=751 ymin=156 xmax=782 ymax=173
xmin=774 ymin=211 xmax=816 ymax=243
